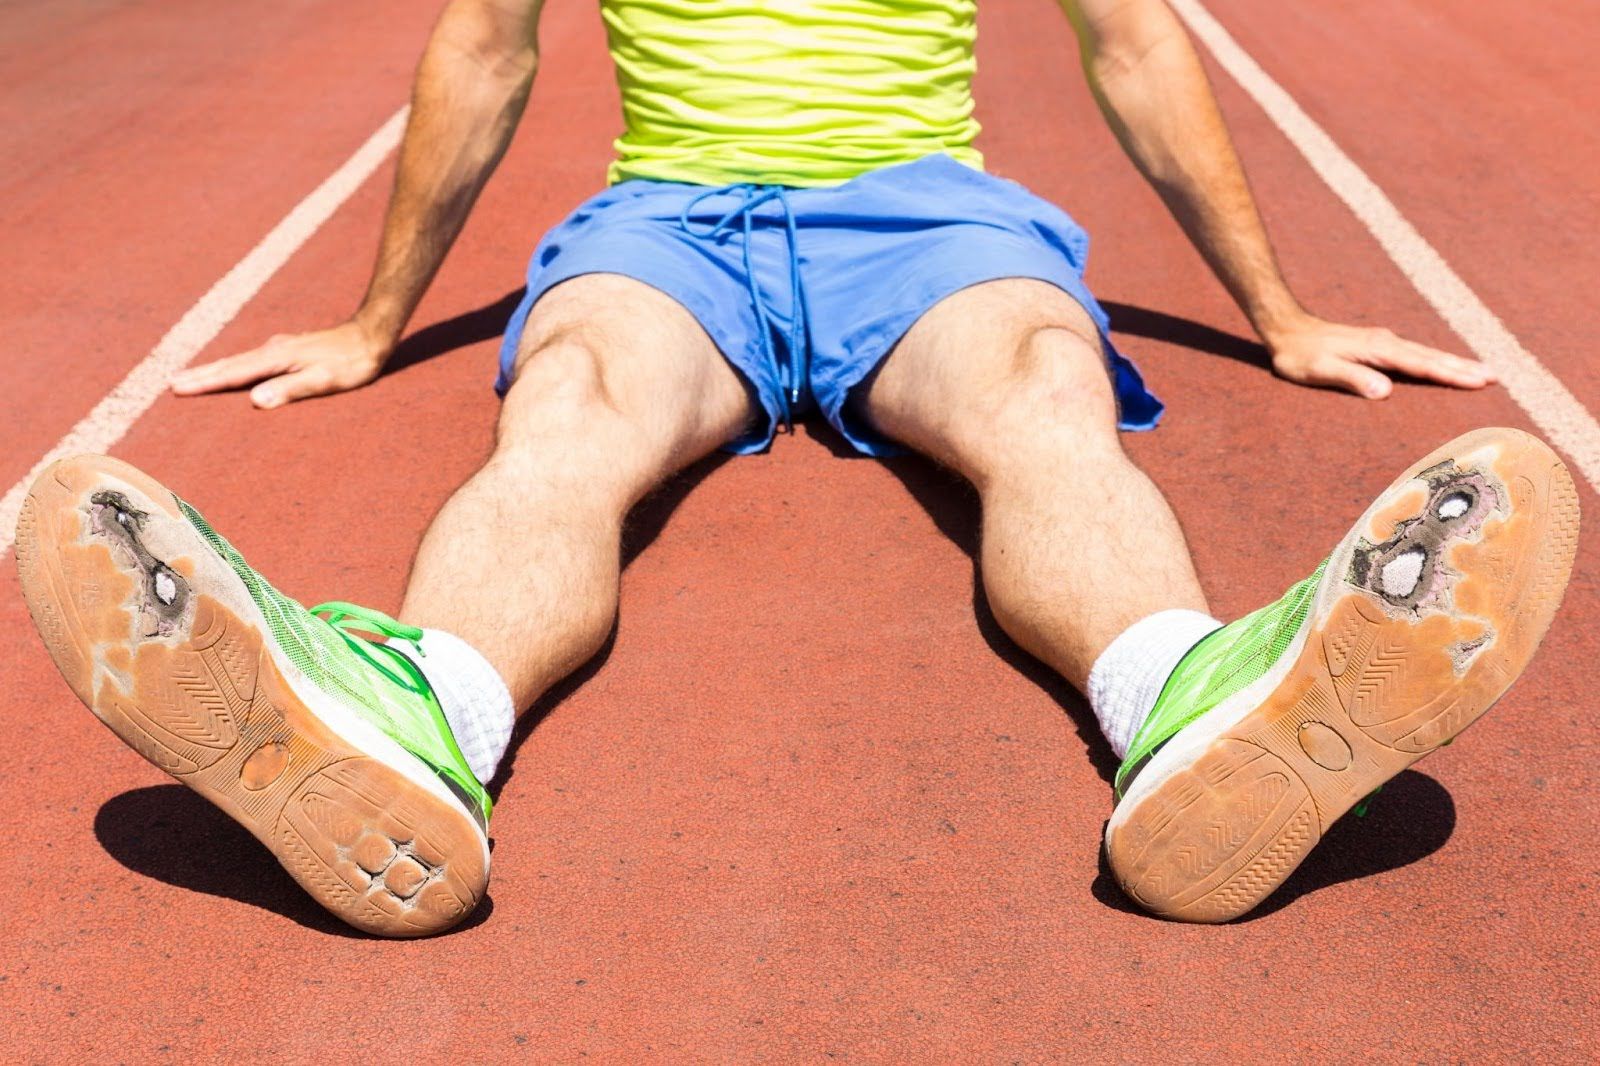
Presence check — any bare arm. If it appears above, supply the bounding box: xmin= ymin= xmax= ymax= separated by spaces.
xmin=173 ymin=0 xmax=543 ymax=407
xmin=1061 ymin=0 xmax=1492 ymax=398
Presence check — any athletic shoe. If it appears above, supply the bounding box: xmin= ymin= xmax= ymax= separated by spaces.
xmin=1104 ymin=427 xmax=1579 ymax=922
xmin=15 ymin=455 xmax=491 ymax=937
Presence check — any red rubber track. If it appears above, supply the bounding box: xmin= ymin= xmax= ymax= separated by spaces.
xmin=0 ymin=0 xmax=444 ymax=495
xmin=1202 ymin=0 xmax=1600 ymax=406
xmin=2 ymin=0 xmax=1596 ymax=1059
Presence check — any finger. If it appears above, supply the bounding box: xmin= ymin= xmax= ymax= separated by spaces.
xmin=1362 ymin=338 xmax=1496 ymax=388
xmin=170 ymin=347 xmax=293 ymax=395
xmin=250 ymin=366 xmax=335 ymax=409
xmin=1308 ymin=356 xmax=1393 ymax=399
xmin=1373 ymin=340 xmax=1494 ymax=386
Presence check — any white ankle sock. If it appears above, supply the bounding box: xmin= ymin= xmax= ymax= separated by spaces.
xmin=397 ymin=629 xmax=516 ymax=784
xmin=1087 ymin=609 xmax=1222 ymax=759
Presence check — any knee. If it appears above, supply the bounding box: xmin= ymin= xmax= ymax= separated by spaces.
xmin=961 ymin=325 xmax=1124 ymax=468
xmin=1003 ymin=324 xmax=1119 ymax=421
xmin=487 ymin=333 xmax=689 ymax=508
xmin=496 ymin=333 xmax=634 ymax=450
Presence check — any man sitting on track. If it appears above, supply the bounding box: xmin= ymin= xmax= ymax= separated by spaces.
xmin=17 ymin=0 xmax=1576 ymax=935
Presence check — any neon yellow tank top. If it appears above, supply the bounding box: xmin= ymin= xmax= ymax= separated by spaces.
xmin=600 ymin=0 xmax=984 ymax=188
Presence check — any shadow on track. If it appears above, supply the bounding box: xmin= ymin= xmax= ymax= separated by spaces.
xmin=1090 ymin=768 xmax=1457 ymax=920
xmin=862 ymin=443 xmax=1126 ymax=783
xmin=374 ymin=293 xmax=1318 ymax=392
xmin=94 ymin=784 xmax=496 ymax=938
xmin=806 ymin=410 xmax=1122 ymax=782
xmin=382 ymin=293 xmax=1275 ymax=384
xmin=1101 ymin=300 xmax=1460 ymax=389
xmin=1101 ymin=300 xmax=1271 ymax=369
xmin=485 ymin=446 xmax=734 ymax=801
xmin=384 ymin=287 xmax=528 ymax=377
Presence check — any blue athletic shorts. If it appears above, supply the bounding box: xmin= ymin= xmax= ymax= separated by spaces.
xmin=497 ymin=152 xmax=1163 ymax=455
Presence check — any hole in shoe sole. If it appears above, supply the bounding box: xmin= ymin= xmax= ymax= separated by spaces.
xmin=1380 ymin=548 xmax=1426 ymax=597
xmin=88 ymin=490 xmax=192 ymax=637
xmin=1347 ymin=460 xmax=1504 ymax=614
xmin=1437 ymin=491 xmax=1471 ymax=520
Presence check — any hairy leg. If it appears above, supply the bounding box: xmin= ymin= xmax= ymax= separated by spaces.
xmin=400 ymin=274 xmax=753 ymax=709
xmin=859 ymin=279 xmax=1207 ymax=690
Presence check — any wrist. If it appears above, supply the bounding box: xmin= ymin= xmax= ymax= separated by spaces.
xmin=351 ymin=303 xmax=404 ymax=362
xmin=1253 ymin=303 xmax=1317 ymax=353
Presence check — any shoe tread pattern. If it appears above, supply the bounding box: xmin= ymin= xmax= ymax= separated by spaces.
xmin=15 ymin=457 xmax=486 ymax=938
xmin=1106 ymin=429 xmax=1578 ymax=922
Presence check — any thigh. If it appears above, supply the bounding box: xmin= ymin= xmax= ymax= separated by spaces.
xmin=795 ymin=155 xmax=1162 ymax=455
xmin=856 ymin=278 xmax=1116 ymax=466
xmin=503 ymin=273 xmax=758 ymax=461
xmin=499 ymin=181 xmax=790 ymax=454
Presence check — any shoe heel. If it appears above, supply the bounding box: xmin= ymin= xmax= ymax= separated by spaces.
xmin=1107 ymin=739 xmax=1320 ymax=923
xmin=280 ymin=757 xmax=487 ymax=934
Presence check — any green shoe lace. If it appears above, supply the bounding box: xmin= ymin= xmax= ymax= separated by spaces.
xmin=176 ymin=501 xmax=492 ymax=830
xmin=1114 ymin=560 xmax=1329 ymax=799
xmin=313 ymin=601 xmax=433 ymax=694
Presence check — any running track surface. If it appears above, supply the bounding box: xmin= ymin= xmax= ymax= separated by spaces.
xmin=3 ymin=1 xmax=1597 ymax=1059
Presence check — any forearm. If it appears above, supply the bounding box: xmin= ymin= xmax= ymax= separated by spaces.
xmin=1076 ymin=3 xmax=1306 ymax=341
xmin=355 ymin=1 xmax=538 ymax=350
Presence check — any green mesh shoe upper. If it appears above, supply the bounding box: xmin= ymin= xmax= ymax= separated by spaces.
xmin=177 ymin=499 xmax=492 ymax=829
xmin=1114 ymin=560 xmax=1329 ymax=798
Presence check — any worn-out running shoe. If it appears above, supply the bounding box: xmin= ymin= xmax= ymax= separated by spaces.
xmin=1105 ymin=427 xmax=1579 ymax=923
xmin=16 ymin=455 xmax=491 ymax=937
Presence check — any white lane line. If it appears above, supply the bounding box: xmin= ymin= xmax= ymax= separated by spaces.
xmin=0 ymin=107 xmax=409 ymax=561
xmin=1171 ymin=0 xmax=1600 ymax=492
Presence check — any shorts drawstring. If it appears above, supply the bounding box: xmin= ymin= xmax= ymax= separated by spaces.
xmin=679 ymin=184 xmax=809 ymax=432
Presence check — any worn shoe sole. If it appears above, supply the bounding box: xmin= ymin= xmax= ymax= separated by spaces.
xmin=1104 ymin=427 xmax=1579 ymax=923
xmin=15 ymin=455 xmax=489 ymax=937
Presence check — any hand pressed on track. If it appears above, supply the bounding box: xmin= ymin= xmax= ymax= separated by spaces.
xmin=170 ymin=320 xmax=391 ymax=408
xmin=1267 ymin=315 xmax=1495 ymax=399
